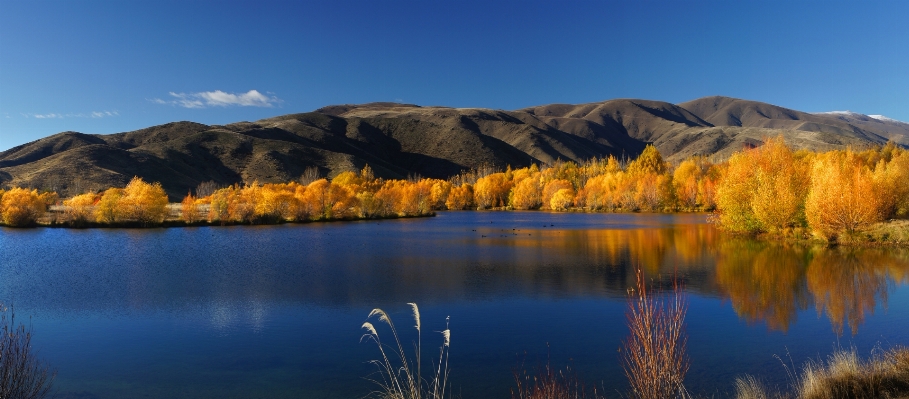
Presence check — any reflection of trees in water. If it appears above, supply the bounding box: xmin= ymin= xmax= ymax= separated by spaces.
xmin=807 ymin=248 xmax=889 ymax=335
xmin=715 ymin=241 xmax=909 ymax=335
xmin=715 ymin=240 xmax=811 ymax=332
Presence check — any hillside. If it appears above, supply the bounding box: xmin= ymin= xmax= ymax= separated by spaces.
xmin=2 ymin=96 xmax=907 ymax=199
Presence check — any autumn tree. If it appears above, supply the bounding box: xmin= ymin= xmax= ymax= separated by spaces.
xmin=208 ymin=187 xmax=231 ymax=224
xmin=541 ymin=179 xmax=573 ymax=210
xmin=445 ymin=184 xmax=474 ymax=210
xmin=119 ymin=177 xmax=169 ymax=226
xmin=95 ymin=188 xmax=125 ymax=224
xmin=510 ymin=173 xmax=542 ymax=210
xmin=474 ymin=173 xmax=512 ymax=209
xmin=873 ymin=147 xmax=909 ymax=219
xmin=805 ymin=151 xmax=881 ymax=238
xmin=64 ymin=192 xmax=98 ymax=226
xmin=549 ymin=187 xmax=575 ymax=211
xmin=0 ymin=188 xmax=46 ymax=227
xmin=181 ymin=192 xmax=201 ymax=223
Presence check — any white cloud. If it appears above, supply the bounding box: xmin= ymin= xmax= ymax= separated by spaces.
xmin=152 ymin=90 xmax=280 ymax=108
xmin=32 ymin=113 xmax=64 ymax=119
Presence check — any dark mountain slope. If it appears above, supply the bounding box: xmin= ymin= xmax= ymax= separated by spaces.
xmin=2 ymin=97 xmax=907 ymax=199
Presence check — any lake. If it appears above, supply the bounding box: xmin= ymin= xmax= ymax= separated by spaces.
xmin=2 ymin=212 xmax=909 ymax=398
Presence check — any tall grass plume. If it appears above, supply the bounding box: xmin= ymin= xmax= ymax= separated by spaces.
xmin=361 ymin=303 xmax=451 ymax=399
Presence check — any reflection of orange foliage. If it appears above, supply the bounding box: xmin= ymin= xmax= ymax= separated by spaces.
xmin=714 ymin=240 xmax=810 ymax=332
xmin=806 ymin=248 xmax=889 ymax=335
xmin=714 ymin=240 xmax=909 ymax=335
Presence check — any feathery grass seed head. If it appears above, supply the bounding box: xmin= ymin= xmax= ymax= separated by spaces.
xmin=408 ymin=302 xmax=421 ymax=332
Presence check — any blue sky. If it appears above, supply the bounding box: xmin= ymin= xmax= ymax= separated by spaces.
xmin=1 ymin=0 xmax=907 ymax=151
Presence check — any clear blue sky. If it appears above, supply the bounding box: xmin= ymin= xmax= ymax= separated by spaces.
xmin=1 ymin=0 xmax=907 ymax=151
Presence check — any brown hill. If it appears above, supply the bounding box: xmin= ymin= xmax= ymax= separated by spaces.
xmin=2 ymin=97 xmax=907 ymax=199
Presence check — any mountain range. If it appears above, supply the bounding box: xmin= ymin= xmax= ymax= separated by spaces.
xmin=2 ymin=96 xmax=907 ymax=199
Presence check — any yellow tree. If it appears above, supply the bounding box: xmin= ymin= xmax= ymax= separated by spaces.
xmin=510 ymin=174 xmax=542 ymax=210
xmin=181 ymin=192 xmax=200 ymax=223
xmin=95 ymin=188 xmax=125 ymax=224
xmin=873 ymin=148 xmax=909 ymax=219
xmin=445 ymin=184 xmax=474 ymax=210
xmin=208 ymin=187 xmax=232 ymax=223
xmin=549 ymin=187 xmax=575 ymax=211
xmin=118 ymin=177 xmax=169 ymax=225
xmin=64 ymin=192 xmax=98 ymax=225
xmin=474 ymin=173 xmax=512 ymax=209
xmin=805 ymin=151 xmax=881 ymax=238
xmin=0 ymin=187 xmax=47 ymax=227
xmin=541 ymin=179 xmax=572 ymax=210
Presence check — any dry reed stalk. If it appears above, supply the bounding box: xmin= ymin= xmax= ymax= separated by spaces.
xmin=361 ymin=303 xmax=451 ymax=399
xmin=511 ymin=362 xmax=599 ymax=399
xmin=0 ymin=304 xmax=54 ymax=399
xmin=621 ymin=268 xmax=689 ymax=399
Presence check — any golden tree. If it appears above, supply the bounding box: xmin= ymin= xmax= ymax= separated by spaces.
xmin=119 ymin=177 xmax=169 ymax=225
xmin=474 ymin=173 xmax=511 ymax=209
xmin=207 ymin=187 xmax=232 ymax=223
xmin=549 ymin=187 xmax=575 ymax=211
xmin=0 ymin=188 xmax=47 ymax=227
xmin=806 ymin=151 xmax=882 ymax=238
xmin=510 ymin=174 xmax=542 ymax=210
xmin=445 ymin=184 xmax=474 ymax=210
xmin=95 ymin=188 xmax=125 ymax=224
xmin=181 ymin=192 xmax=201 ymax=223
xmin=64 ymin=192 xmax=98 ymax=226
xmin=873 ymin=148 xmax=909 ymax=219
xmin=541 ymin=179 xmax=572 ymax=210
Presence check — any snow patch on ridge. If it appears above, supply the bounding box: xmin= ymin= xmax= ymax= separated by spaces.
xmin=815 ymin=111 xmax=908 ymax=125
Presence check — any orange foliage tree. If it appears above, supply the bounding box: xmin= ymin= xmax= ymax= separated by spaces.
xmin=715 ymin=137 xmax=809 ymax=234
xmin=805 ymin=151 xmax=881 ymax=238
xmin=0 ymin=187 xmax=47 ymax=227
xmin=445 ymin=184 xmax=474 ymax=210
xmin=118 ymin=177 xmax=169 ymax=225
xmin=474 ymin=173 xmax=512 ymax=209
xmin=64 ymin=192 xmax=98 ymax=225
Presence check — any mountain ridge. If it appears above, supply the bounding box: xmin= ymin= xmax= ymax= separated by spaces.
xmin=2 ymin=96 xmax=908 ymax=199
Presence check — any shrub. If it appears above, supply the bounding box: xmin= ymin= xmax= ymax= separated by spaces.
xmin=0 ymin=304 xmax=55 ymax=399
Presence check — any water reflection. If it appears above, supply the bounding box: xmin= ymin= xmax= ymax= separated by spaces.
xmin=2 ymin=213 xmax=908 ymax=334
xmin=715 ymin=239 xmax=909 ymax=334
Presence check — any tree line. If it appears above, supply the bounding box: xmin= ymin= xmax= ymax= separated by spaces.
xmin=1 ymin=138 xmax=907 ymax=242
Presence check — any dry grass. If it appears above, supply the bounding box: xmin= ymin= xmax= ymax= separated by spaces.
xmin=734 ymin=347 xmax=909 ymax=399
xmin=0 ymin=304 xmax=54 ymax=399
xmin=512 ymin=361 xmax=600 ymax=399
xmin=621 ymin=268 xmax=690 ymax=399
xmin=360 ymin=303 xmax=451 ymax=399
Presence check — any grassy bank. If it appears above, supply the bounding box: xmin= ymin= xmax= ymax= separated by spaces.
xmin=735 ymin=347 xmax=909 ymax=399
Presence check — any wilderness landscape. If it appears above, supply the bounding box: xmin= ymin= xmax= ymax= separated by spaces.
xmin=4 ymin=1 xmax=909 ymax=398
xmin=3 ymin=96 xmax=908 ymax=199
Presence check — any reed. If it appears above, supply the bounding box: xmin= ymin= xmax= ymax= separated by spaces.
xmin=0 ymin=304 xmax=54 ymax=399
xmin=621 ymin=268 xmax=689 ymax=399
xmin=512 ymin=362 xmax=600 ymax=399
xmin=361 ymin=303 xmax=451 ymax=399
xmin=734 ymin=346 xmax=909 ymax=399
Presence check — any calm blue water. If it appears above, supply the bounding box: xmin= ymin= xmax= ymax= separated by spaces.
xmin=2 ymin=212 xmax=908 ymax=398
